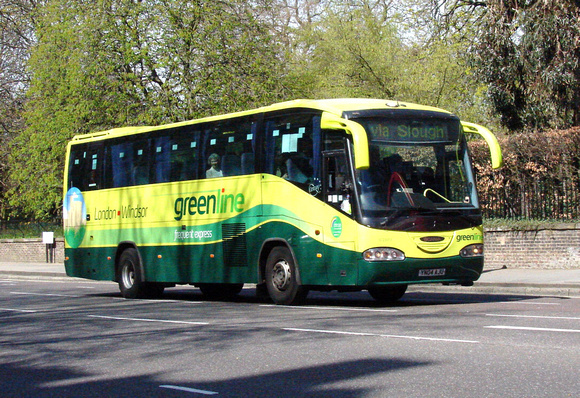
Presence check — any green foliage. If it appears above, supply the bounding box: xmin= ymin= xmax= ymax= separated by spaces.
xmin=0 ymin=220 xmax=63 ymax=239
xmin=281 ymin=1 xmax=488 ymax=125
xmin=285 ymin=5 xmax=403 ymax=98
xmin=7 ymin=0 xmax=285 ymax=219
xmin=472 ymin=0 xmax=580 ymax=131
xmin=470 ymin=127 xmax=580 ymax=220
xmin=0 ymin=0 xmax=35 ymax=219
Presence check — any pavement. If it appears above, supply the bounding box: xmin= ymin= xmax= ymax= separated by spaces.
xmin=0 ymin=261 xmax=579 ymax=298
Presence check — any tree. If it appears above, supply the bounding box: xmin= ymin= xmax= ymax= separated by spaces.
xmin=8 ymin=0 xmax=286 ymax=219
xmin=432 ymin=0 xmax=580 ymax=131
xmin=277 ymin=0 xmax=486 ymax=125
xmin=0 ymin=0 xmax=36 ymax=219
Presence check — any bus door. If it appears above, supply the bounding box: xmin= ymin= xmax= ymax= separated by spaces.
xmin=322 ymin=150 xmax=357 ymax=285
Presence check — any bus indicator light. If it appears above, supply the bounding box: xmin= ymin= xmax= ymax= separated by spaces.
xmin=460 ymin=244 xmax=484 ymax=258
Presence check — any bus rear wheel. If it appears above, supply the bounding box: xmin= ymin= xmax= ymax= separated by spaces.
xmin=368 ymin=284 xmax=407 ymax=304
xmin=118 ymin=248 xmax=164 ymax=299
xmin=265 ymin=246 xmax=308 ymax=305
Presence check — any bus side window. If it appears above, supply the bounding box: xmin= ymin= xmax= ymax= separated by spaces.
xmin=202 ymin=116 xmax=257 ymax=178
xmin=110 ymin=142 xmax=133 ymax=188
xmin=87 ymin=149 xmax=101 ymax=190
xmin=68 ymin=147 xmax=87 ymax=190
xmin=132 ymin=140 xmax=151 ymax=186
xmin=153 ymin=136 xmax=171 ymax=183
xmin=68 ymin=144 xmax=102 ymax=191
xmin=170 ymin=129 xmax=200 ymax=181
xmin=264 ymin=112 xmax=322 ymax=189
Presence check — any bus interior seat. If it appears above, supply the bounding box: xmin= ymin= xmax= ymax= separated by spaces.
xmin=132 ymin=165 xmax=149 ymax=185
xmin=241 ymin=152 xmax=254 ymax=174
xmin=156 ymin=161 xmax=170 ymax=183
xmin=222 ymin=154 xmax=241 ymax=176
xmin=286 ymin=156 xmax=311 ymax=183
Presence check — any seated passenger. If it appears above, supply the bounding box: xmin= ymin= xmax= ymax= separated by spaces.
xmin=206 ymin=153 xmax=223 ymax=178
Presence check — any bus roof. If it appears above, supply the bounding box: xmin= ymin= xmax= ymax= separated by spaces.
xmin=69 ymin=98 xmax=453 ymax=143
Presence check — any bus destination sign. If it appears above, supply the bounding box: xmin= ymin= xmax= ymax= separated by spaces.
xmin=364 ymin=119 xmax=459 ymax=143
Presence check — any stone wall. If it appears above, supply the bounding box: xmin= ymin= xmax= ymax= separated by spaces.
xmin=0 ymin=238 xmax=65 ymax=263
xmin=1 ymin=226 xmax=580 ymax=269
xmin=484 ymin=225 xmax=580 ymax=270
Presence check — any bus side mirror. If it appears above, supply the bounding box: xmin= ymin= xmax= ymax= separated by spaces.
xmin=461 ymin=122 xmax=503 ymax=169
xmin=321 ymin=112 xmax=369 ymax=170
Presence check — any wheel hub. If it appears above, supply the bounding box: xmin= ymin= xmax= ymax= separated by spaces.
xmin=122 ymin=263 xmax=135 ymax=289
xmin=271 ymin=260 xmax=291 ymax=291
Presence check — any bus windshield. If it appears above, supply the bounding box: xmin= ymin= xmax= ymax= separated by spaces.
xmin=353 ymin=114 xmax=479 ymax=231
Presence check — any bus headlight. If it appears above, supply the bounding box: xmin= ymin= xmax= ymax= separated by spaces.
xmin=363 ymin=248 xmax=405 ymax=262
xmin=460 ymin=244 xmax=484 ymax=258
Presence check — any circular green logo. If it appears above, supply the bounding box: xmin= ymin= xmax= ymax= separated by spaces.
xmin=63 ymin=187 xmax=87 ymax=248
xmin=331 ymin=216 xmax=342 ymax=238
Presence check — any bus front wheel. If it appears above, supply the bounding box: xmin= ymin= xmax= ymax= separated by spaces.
xmin=118 ymin=248 xmax=164 ymax=299
xmin=265 ymin=246 xmax=308 ymax=305
xmin=368 ymin=284 xmax=407 ymax=304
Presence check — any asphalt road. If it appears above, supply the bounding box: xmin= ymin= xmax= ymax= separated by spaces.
xmin=1 ymin=278 xmax=579 ymax=397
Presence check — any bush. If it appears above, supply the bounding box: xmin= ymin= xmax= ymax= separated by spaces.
xmin=470 ymin=127 xmax=580 ymax=221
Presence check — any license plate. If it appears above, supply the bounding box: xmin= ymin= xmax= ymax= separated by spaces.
xmin=418 ymin=268 xmax=446 ymax=277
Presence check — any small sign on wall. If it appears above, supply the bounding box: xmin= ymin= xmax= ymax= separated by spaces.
xmin=43 ymin=232 xmax=55 ymax=263
xmin=42 ymin=232 xmax=54 ymax=244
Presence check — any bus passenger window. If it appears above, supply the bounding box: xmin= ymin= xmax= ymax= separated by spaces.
xmin=169 ymin=129 xmax=200 ymax=182
xmin=68 ymin=150 xmax=85 ymax=190
xmin=120 ymin=139 xmax=150 ymax=186
xmin=202 ymin=116 xmax=257 ymax=178
xmin=264 ymin=112 xmax=322 ymax=189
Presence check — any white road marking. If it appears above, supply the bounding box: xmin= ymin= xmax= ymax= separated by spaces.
xmin=160 ymin=385 xmax=218 ymax=395
xmin=486 ymin=313 xmax=580 ymax=320
xmin=109 ymin=296 xmax=204 ymax=304
xmin=498 ymin=301 xmax=560 ymax=306
xmin=0 ymin=307 xmax=37 ymax=313
xmin=260 ymin=304 xmax=397 ymax=312
xmin=88 ymin=315 xmax=209 ymax=325
xmin=284 ymin=327 xmax=479 ymax=344
xmin=485 ymin=325 xmax=580 ymax=333
xmin=10 ymin=291 xmax=80 ymax=298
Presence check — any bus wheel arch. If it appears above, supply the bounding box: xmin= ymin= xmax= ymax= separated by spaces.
xmin=260 ymin=241 xmax=308 ymax=305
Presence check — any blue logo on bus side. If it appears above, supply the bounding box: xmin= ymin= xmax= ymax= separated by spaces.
xmin=63 ymin=187 xmax=87 ymax=248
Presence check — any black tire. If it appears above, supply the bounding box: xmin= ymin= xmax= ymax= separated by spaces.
xmin=368 ymin=284 xmax=407 ymax=304
xmin=198 ymin=283 xmax=244 ymax=300
xmin=118 ymin=248 xmax=164 ymax=299
xmin=255 ymin=283 xmax=270 ymax=302
xmin=265 ymin=246 xmax=308 ymax=305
